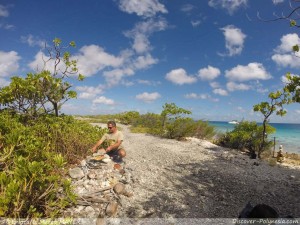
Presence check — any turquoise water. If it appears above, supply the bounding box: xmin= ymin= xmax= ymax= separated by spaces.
xmin=209 ymin=121 xmax=300 ymax=154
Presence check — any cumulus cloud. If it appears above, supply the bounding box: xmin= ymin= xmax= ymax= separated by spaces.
xmin=272 ymin=54 xmax=300 ymax=68
xmin=208 ymin=0 xmax=247 ymax=15
xmin=220 ymin=25 xmax=246 ymax=56
xmin=21 ymin=34 xmax=45 ymax=48
xmin=272 ymin=33 xmax=300 ymax=68
xmin=225 ymin=62 xmax=271 ymax=82
xmin=165 ymin=68 xmax=197 ymax=85
xmin=75 ymin=45 xmax=124 ymax=76
xmin=275 ymin=33 xmax=300 ymax=53
xmin=118 ymin=0 xmax=167 ymax=18
xmin=133 ymin=54 xmax=158 ymax=69
xmin=137 ymin=79 xmax=161 ymax=86
xmin=0 ymin=51 xmax=21 ymax=77
xmin=92 ymin=96 xmax=115 ymax=105
xmin=136 ymin=92 xmax=161 ymax=103
xmin=124 ymin=18 xmax=168 ymax=54
xmin=76 ymin=85 xmax=105 ymax=99
xmin=210 ymin=81 xmax=220 ymax=88
xmin=226 ymin=81 xmax=251 ymax=91
xmin=198 ymin=65 xmax=221 ymax=80
xmin=213 ymin=88 xmax=228 ymax=96
xmin=103 ymin=68 xmax=135 ymax=87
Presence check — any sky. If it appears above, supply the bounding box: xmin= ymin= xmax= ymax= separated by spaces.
xmin=1 ymin=0 xmax=300 ymax=123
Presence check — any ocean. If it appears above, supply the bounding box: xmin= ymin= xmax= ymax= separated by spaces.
xmin=208 ymin=121 xmax=300 ymax=154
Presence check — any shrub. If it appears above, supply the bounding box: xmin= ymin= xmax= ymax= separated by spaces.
xmin=216 ymin=121 xmax=275 ymax=154
xmin=0 ymin=112 xmax=106 ymax=218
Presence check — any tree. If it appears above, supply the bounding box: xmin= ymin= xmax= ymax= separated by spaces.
xmin=253 ymin=91 xmax=288 ymax=158
xmin=0 ymin=38 xmax=84 ymax=118
xmin=160 ymin=102 xmax=191 ymax=129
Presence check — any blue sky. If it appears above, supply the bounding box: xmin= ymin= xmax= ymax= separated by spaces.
xmin=1 ymin=0 xmax=300 ymax=123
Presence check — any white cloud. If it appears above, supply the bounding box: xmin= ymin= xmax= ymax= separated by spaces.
xmin=133 ymin=54 xmax=158 ymax=69
xmin=28 ymin=51 xmax=57 ymax=72
xmin=271 ymin=33 xmax=300 ymax=68
xmin=295 ymin=109 xmax=300 ymax=114
xmin=0 ymin=5 xmax=9 ymax=17
xmin=225 ymin=62 xmax=271 ymax=81
xmin=281 ymin=74 xmax=299 ymax=84
xmin=76 ymin=85 xmax=105 ymax=99
xmin=220 ymin=25 xmax=246 ymax=56
xmin=181 ymin=4 xmax=195 ymax=13
xmin=198 ymin=65 xmax=221 ymax=80
xmin=137 ymin=79 xmax=161 ymax=86
xmin=272 ymin=54 xmax=300 ymax=69
xmin=0 ymin=78 xmax=10 ymax=87
xmin=184 ymin=93 xmax=209 ymax=99
xmin=226 ymin=81 xmax=251 ymax=91
xmin=119 ymin=0 xmax=167 ymax=18
xmin=208 ymin=0 xmax=247 ymax=15
xmin=103 ymin=68 xmax=135 ymax=87
xmin=165 ymin=68 xmax=197 ymax=85
xmin=184 ymin=93 xmax=219 ymax=102
xmin=136 ymin=92 xmax=161 ymax=103
xmin=272 ymin=0 xmax=285 ymax=4
xmin=75 ymin=45 xmax=124 ymax=76
xmin=21 ymin=35 xmax=45 ymax=48
xmin=92 ymin=96 xmax=115 ymax=105
xmin=191 ymin=20 xmax=201 ymax=27
xmin=275 ymin=33 xmax=300 ymax=53
xmin=125 ymin=18 xmax=168 ymax=54
xmin=0 ymin=51 xmax=21 ymax=77
xmin=210 ymin=81 xmax=220 ymax=88
xmin=213 ymin=88 xmax=228 ymax=96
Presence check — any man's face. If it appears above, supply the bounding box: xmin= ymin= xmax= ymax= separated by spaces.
xmin=107 ymin=124 xmax=115 ymax=133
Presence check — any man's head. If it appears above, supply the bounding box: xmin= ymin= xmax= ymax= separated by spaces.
xmin=107 ymin=121 xmax=117 ymax=133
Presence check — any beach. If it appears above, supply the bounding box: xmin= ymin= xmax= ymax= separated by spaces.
xmin=90 ymin=123 xmax=300 ymax=218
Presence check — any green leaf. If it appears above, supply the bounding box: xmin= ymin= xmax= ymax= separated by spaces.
xmin=290 ymin=20 xmax=297 ymax=27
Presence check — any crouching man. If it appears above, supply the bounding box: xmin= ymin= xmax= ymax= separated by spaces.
xmin=91 ymin=121 xmax=126 ymax=162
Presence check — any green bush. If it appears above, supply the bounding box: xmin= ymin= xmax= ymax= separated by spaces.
xmin=0 ymin=112 xmax=106 ymax=218
xmin=216 ymin=121 xmax=275 ymax=153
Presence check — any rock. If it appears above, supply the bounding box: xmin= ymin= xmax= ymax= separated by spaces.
xmin=106 ymin=202 xmax=118 ymax=217
xmin=113 ymin=183 xmax=125 ymax=194
xmin=69 ymin=167 xmax=85 ymax=179
xmin=80 ymin=160 xmax=87 ymax=167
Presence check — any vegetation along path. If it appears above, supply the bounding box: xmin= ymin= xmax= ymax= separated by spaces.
xmin=112 ymin=124 xmax=300 ymax=218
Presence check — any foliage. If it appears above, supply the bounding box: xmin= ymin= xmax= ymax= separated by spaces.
xmin=131 ymin=113 xmax=162 ymax=135
xmin=216 ymin=121 xmax=275 ymax=155
xmin=0 ymin=112 xmax=105 ymax=218
xmin=129 ymin=103 xmax=215 ymax=140
xmin=160 ymin=103 xmax=191 ymax=129
xmin=117 ymin=111 xmax=140 ymax=125
xmin=0 ymin=38 xmax=84 ymax=118
xmin=253 ymin=91 xmax=288 ymax=158
xmin=284 ymin=73 xmax=300 ymax=103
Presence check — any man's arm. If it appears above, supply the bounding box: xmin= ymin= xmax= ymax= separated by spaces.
xmin=106 ymin=140 xmax=123 ymax=152
xmin=91 ymin=136 xmax=106 ymax=153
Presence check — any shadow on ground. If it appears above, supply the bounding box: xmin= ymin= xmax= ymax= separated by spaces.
xmin=132 ymin=154 xmax=300 ymax=218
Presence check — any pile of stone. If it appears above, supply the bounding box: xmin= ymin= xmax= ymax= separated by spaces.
xmin=63 ymin=152 xmax=133 ymax=219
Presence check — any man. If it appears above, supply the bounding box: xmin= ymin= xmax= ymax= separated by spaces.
xmin=91 ymin=121 xmax=126 ymax=162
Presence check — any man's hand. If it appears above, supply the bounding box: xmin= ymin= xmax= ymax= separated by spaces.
xmin=91 ymin=146 xmax=97 ymax=153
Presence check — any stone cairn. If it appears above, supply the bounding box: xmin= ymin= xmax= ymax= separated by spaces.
xmin=63 ymin=151 xmax=133 ymax=220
